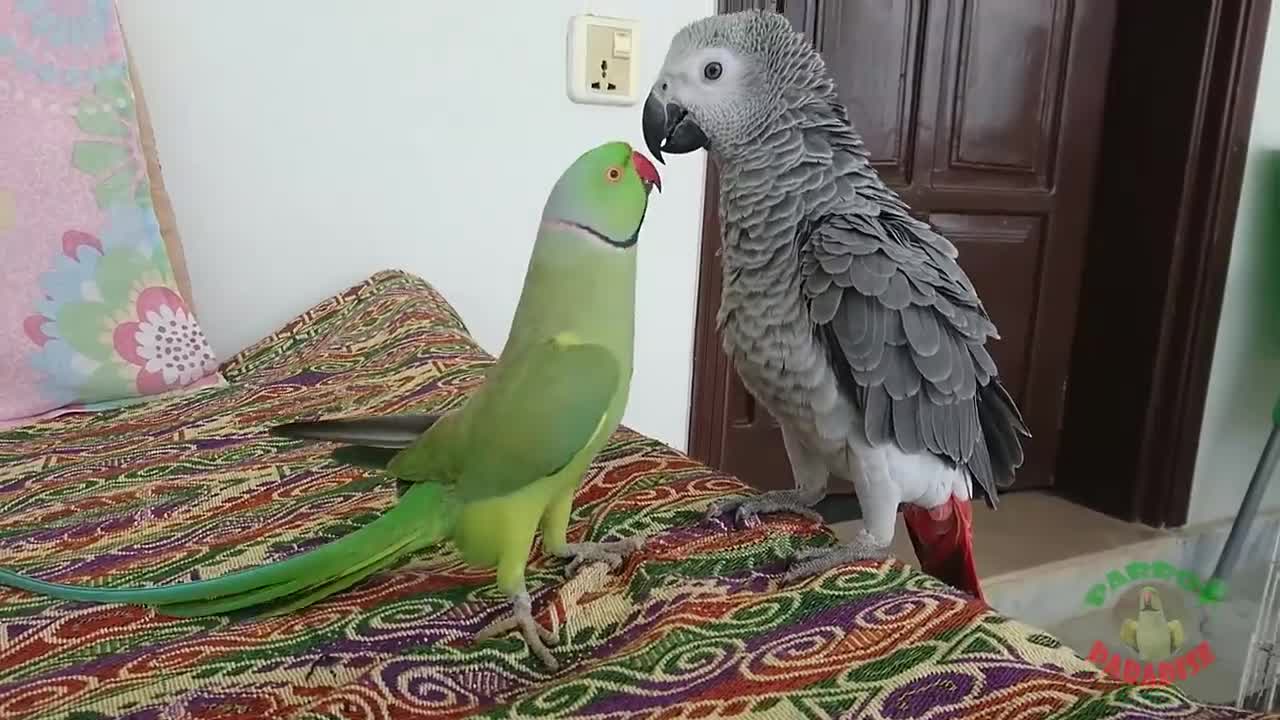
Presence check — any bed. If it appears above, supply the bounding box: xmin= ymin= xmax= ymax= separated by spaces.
xmin=0 ymin=270 xmax=1268 ymax=719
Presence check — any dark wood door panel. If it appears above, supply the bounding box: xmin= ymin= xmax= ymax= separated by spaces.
xmin=721 ymin=399 xmax=793 ymax=491
xmin=822 ymin=0 xmax=925 ymax=186
xmin=929 ymin=0 xmax=1072 ymax=190
xmin=728 ymin=0 xmax=820 ymax=38
xmin=776 ymin=0 xmax=821 ymax=39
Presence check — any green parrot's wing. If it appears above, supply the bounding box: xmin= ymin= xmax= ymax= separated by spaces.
xmin=1168 ymin=619 xmax=1184 ymax=652
xmin=1120 ymin=618 xmax=1138 ymax=650
xmin=388 ymin=333 xmax=620 ymax=501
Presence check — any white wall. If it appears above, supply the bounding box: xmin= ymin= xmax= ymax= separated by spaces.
xmin=1188 ymin=7 xmax=1280 ymax=525
xmin=115 ymin=1 xmax=714 ymax=451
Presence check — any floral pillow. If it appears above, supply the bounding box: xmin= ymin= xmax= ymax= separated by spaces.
xmin=0 ymin=0 xmax=224 ymax=426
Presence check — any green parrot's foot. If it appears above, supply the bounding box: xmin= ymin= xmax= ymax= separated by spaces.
xmin=782 ymin=530 xmax=889 ymax=583
xmin=557 ymin=536 xmax=644 ymax=577
xmin=475 ymin=592 xmax=560 ymax=670
xmin=705 ymin=490 xmax=825 ymax=528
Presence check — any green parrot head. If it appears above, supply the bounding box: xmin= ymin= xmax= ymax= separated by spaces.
xmin=540 ymin=141 xmax=661 ymax=250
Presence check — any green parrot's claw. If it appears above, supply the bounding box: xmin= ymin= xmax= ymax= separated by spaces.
xmin=558 ymin=536 xmax=644 ymax=577
xmin=475 ymin=592 xmax=560 ymax=671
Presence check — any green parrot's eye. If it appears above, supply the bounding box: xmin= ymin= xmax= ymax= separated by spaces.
xmin=704 ymin=62 xmax=723 ymax=80
xmin=606 ymin=166 xmax=623 ymax=182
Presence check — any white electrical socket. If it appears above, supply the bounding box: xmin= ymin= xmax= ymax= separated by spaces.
xmin=567 ymin=14 xmax=641 ymax=106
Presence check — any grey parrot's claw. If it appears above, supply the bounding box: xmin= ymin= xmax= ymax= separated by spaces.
xmin=704 ymin=499 xmax=739 ymax=521
xmin=558 ymin=537 xmax=644 ymax=578
xmin=783 ymin=532 xmax=890 ymax=583
xmin=793 ymin=545 xmax=838 ymax=562
xmin=475 ymin=592 xmax=560 ymax=671
xmin=706 ymin=494 xmax=824 ymax=528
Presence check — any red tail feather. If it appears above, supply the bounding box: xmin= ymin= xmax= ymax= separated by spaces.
xmin=901 ymin=496 xmax=985 ymax=603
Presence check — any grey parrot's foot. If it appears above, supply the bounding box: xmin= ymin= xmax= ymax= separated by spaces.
xmin=705 ymin=490 xmax=824 ymax=527
xmin=782 ymin=530 xmax=890 ymax=583
xmin=474 ymin=592 xmax=560 ymax=670
xmin=556 ymin=536 xmax=644 ymax=577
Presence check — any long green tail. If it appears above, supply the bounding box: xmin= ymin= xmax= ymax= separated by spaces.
xmin=0 ymin=482 xmax=454 ymax=617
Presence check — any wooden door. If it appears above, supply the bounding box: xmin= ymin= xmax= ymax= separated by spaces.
xmin=689 ymin=0 xmax=1118 ymax=493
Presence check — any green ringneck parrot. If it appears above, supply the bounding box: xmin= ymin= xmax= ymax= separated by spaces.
xmin=640 ymin=10 xmax=1029 ymax=602
xmin=0 ymin=140 xmax=663 ymax=671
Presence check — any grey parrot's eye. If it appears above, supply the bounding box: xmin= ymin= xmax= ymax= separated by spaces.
xmin=703 ymin=62 xmax=723 ymax=81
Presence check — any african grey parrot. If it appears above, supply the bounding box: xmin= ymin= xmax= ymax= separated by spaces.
xmin=642 ymin=10 xmax=1029 ymax=601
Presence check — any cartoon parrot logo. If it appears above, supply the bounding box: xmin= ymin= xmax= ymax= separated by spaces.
xmin=1120 ymin=585 xmax=1185 ymax=661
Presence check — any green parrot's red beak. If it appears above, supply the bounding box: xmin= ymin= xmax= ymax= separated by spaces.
xmin=633 ymin=150 xmax=662 ymax=193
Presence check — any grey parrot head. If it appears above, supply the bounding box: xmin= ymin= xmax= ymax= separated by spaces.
xmin=643 ymin=11 xmax=830 ymax=164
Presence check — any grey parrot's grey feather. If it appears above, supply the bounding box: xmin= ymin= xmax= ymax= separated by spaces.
xmin=848 ymin=214 xmax=889 ymax=243
xmin=810 ymin=286 xmax=842 ymax=325
xmin=907 ymin=276 xmax=937 ymax=302
xmin=805 ymin=271 xmax=833 ymax=296
xmin=859 ymin=301 xmax=888 ymax=368
xmin=880 ymin=273 xmax=913 ymax=310
xmin=901 ymin=306 xmax=942 ymax=358
xmin=839 ymin=290 xmax=870 ymax=341
xmin=910 ymin=344 xmax=951 ymax=386
xmin=803 ymin=132 xmax=832 ymax=160
xmin=884 ymin=311 xmax=907 ymax=346
xmin=955 ymin=345 xmax=977 ymax=398
xmin=882 ymin=344 xmax=921 ymax=400
xmin=864 ymin=385 xmax=892 ymax=446
xmin=893 ymin=394 xmax=923 ymax=453
xmin=929 ymin=400 xmax=952 ymax=458
xmin=944 ymin=402 xmax=962 ymax=460
xmin=972 ymin=343 xmax=998 ymax=382
xmin=862 ymin=253 xmax=898 ymax=278
xmin=819 ymin=251 xmax=853 ymax=275
xmin=848 ymin=257 xmax=892 ymax=295
xmin=924 ymin=381 xmax=951 ymax=407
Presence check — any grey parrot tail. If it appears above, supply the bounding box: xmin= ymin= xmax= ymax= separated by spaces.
xmin=269 ymin=414 xmax=442 ymax=449
xmin=976 ymin=381 xmax=1030 ymax=491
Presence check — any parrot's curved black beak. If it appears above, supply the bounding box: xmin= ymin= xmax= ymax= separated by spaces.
xmin=643 ymin=92 xmax=708 ymax=165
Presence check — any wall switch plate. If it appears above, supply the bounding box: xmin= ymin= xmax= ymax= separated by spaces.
xmin=567 ymin=14 xmax=640 ymax=106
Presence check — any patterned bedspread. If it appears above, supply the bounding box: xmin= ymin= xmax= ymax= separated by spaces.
xmin=0 ymin=270 xmax=1267 ymax=719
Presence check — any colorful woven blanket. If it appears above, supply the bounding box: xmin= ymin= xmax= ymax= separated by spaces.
xmin=0 ymin=270 xmax=1268 ymax=719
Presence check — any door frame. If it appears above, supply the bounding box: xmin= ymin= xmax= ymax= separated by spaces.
xmin=687 ymin=0 xmax=1273 ymax=527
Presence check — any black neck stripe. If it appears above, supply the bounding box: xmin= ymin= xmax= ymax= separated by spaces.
xmin=565 ymin=221 xmax=637 ymax=249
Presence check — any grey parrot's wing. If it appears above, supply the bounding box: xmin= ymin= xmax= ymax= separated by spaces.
xmin=801 ymin=206 xmax=1029 ymax=506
